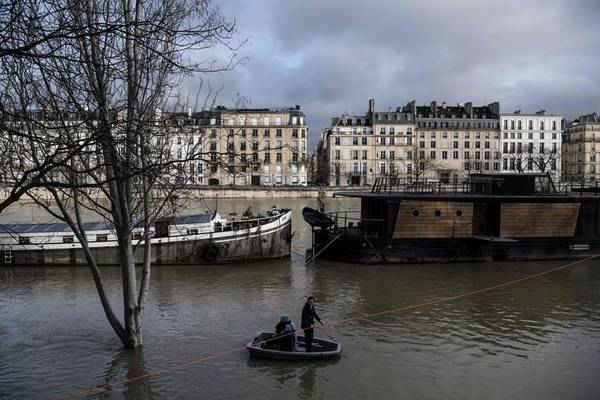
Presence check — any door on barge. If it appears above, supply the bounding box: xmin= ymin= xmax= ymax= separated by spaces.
xmin=472 ymin=202 xmax=500 ymax=237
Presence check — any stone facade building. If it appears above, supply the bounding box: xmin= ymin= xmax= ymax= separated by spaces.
xmin=167 ymin=106 xmax=309 ymax=186
xmin=562 ymin=112 xmax=600 ymax=183
xmin=412 ymin=101 xmax=501 ymax=184
xmin=500 ymin=111 xmax=563 ymax=184
xmin=321 ymin=99 xmax=416 ymax=186
xmin=319 ymin=99 xmax=502 ymax=186
xmin=0 ymin=106 xmax=309 ymax=188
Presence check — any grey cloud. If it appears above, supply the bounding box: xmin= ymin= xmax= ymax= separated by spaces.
xmin=193 ymin=0 xmax=600 ymax=149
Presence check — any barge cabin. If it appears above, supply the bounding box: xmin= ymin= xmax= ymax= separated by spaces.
xmin=305 ymin=174 xmax=600 ymax=264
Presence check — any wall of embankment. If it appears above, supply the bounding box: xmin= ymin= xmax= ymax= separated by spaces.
xmin=0 ymin=185 xmax=366 ymax=203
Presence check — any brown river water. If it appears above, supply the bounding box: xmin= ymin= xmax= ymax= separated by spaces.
xmin=1 ymin=198 xmax=600 ymax=399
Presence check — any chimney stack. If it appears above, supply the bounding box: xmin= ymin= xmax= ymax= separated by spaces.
xmin=464 ymin=102 xmax=473 ymax=118
xmin=368 ymin=98 xmax=375 ymax=115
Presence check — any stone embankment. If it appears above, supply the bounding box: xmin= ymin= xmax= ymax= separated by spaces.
xmin=0 ymin=185 xmax=365 ymax=203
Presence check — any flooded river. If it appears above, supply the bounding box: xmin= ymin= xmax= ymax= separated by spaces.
xmin=1 ymin=198 xmax=600 ymax=399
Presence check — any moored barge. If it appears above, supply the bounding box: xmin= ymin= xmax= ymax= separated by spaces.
xmin=304 ymin=174 xmax=600 ymax=264
xmin=0 ymin=208 xmax=291 ymax=266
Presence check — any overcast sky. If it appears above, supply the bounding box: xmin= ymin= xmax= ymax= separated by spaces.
xmin=197 ymin=0 xmax=600 ymax=149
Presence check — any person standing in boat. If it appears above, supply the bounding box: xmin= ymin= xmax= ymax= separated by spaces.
xmin=301 ymin=296 xmax=323 ymax=352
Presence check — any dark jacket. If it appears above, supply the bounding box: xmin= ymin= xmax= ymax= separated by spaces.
xmin=301 ymin=302 xmax=321 ymax=329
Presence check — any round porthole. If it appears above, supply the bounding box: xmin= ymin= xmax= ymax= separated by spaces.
xmin=435 ymin=210 xmax=441 ymax=217
xmin=412 ymin=209 xmax=419 ymax=216
xmin=456 ymin=210 xmax=463 ymax=217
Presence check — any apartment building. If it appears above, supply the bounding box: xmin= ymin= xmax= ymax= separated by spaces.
xmin=319 ymin=99 xmax=502 ymax=186
xmin=412 ymin=101 xmax=501 ymax=184
xmin=500 ymin=111 xmax=563 ymax=183
xmin=167 ymin=106 xmax=309 ymax=186
xmin=562 ymin=112 xmax=600 ymax=183
xmin=0 ymin=106 xmax=309 ymax=188
xmin=322 ymin=99 xmax=416 ymax=186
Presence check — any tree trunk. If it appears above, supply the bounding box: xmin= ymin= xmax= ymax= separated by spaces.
xmin=118 ymin=230 xmax=142 ymax=348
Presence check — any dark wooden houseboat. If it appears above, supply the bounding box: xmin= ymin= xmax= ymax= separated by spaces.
xmin=304 ymin=174 xmax=600 ymax=264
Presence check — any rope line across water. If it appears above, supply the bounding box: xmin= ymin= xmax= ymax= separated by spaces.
xmin=54 ymin=254 xmax=599 ymax=400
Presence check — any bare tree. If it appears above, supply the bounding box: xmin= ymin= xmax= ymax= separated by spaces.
xmin=0 ymin=0 xmax=237 ymax=348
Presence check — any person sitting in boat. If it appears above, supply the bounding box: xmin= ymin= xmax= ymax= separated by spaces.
xmin=274 ymin=314 xmax=296 ymax=351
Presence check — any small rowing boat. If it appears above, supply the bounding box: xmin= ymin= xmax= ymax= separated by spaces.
xmin=246 ymin=331 xmax=342 ymax=361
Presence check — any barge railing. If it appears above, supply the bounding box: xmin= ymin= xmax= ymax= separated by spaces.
xmin=371 ymin=176 xmax=600 ymax=196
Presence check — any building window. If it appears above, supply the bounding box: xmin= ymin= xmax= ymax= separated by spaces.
xmin=276 ymin=153 xmax=282 ymax=162
xmin=529 ymin=120 xmax=533 ymax=130
xmin=390 ymin=151 xmax=395 ymax=160
xmin=353 ymin=137 xmax=358 ymax=145
xmin=335 ymin=137 xmax=340 ymax=145
xmin=335 ymin=150 xmax=340 ymax=160
xmin=362 ymin=150 xmax=367 ymax=160
xmin=442 ymin=151 xmax=448 ymax=160
xmin=453 ymin=151 xmax=458 ymax=159
xmin=430 ymin=141 xmax=436 ymax=148
xmin=464 ymin=141 xmax=470 ymax=148
xmin=276 ymin=129 xmax=282 ymax=137
xmin=430 ymin=151 xmax=436 ymax=159
xmin=380 ymin=151 xmax=386 ymax=160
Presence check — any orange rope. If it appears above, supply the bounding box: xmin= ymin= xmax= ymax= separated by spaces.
xmin=54 ymin=254 xmax=599 ymax=399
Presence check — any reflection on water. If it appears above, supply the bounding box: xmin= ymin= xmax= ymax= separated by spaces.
xmin=1 ymin=198 xmax=600 ymax=399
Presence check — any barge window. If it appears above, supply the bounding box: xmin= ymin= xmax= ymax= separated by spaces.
xmin=456 ymin=210 xmax=463 ymax=217
xmin=435 ymin=210 xmax=441 ymax=217
xmin=187 ymin=229 xmax=198 ymax=235
xmin=62 ymin=236 xmax=74 ymax=243
xmin=19 ymin=236 xmax=30 ymax=244
xmin=412 ymin=210 xmax=419 ymax=217
xmin=96 ymin=234 xmax=108 ymax=242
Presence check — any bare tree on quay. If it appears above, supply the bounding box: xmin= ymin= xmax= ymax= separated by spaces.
xmin=0 ymin=0 xmax=237 ymax=348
